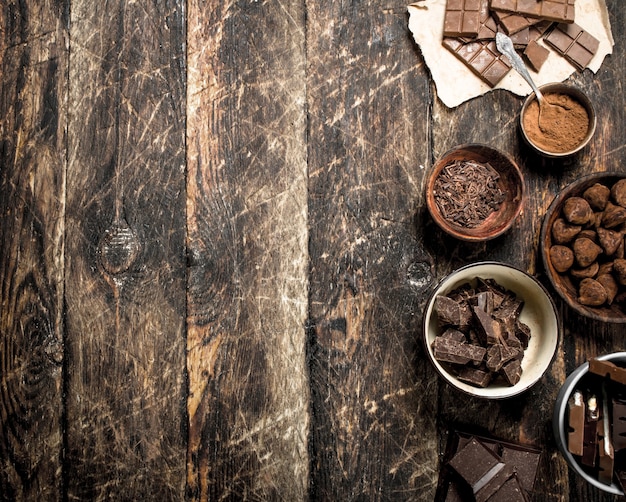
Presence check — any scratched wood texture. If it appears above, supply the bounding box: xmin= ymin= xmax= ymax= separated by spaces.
xmin=1 ymin=0 xmax=626 ymax=501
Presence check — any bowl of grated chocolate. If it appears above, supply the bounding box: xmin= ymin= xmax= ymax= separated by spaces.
xmin=520 ymin=83 xmax=596 ymax=158
xmin=426 ymin=144 xmax=524 ymax=242
xmin=423 ymin=262 xmax=560 ymax=399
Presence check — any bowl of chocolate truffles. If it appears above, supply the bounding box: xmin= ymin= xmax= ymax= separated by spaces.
xmin=426 ymin=144 xmax=524 ymax=242
xmin=553 ymin=352 xmax=626 ymax=496
xmin=541 ymin=173 xmax=626 ymax=323
xmin=423 ymin=262 xmax=560 ymax=399
xmin=520 ymin=83 xmax=596 ymax=158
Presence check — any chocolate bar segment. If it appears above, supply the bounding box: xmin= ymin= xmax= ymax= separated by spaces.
xmin=492 ymin=10 xmax=540 ymax=35
xmin=589 ymin=358 xmax=626 ymax=385
xmin=567 ymin=390 xmax=585 ymax=456
xmin=544 ymin=22 xmax=600 ymax=71
xmin=443 ymin=37 xmax=511 ymax=87
xmin=490 ymin=0 xmax=575 ymax=24
xmin=524 ymin=40 xmax=550 ymax=71
xmin=444 ymin=0 xmax=482 ymax=37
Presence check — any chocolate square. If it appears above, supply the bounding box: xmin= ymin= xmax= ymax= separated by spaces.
xmin=443 ymin=37 xmax=511 ymax=87
xmin=544 ymin=22 xmax=600 ymax=70
xmin=524 ymin=40 xmax=550 ymax=71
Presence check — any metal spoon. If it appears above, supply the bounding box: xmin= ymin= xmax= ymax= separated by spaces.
xmin=495 ymin=32 xmax=545 ymax=107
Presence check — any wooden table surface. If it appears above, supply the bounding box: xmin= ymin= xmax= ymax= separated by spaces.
xmin=1 ymin=1 xmax=625 ymax=500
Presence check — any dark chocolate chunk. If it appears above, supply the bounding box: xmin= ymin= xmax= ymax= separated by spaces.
xmin=475 ymin=463 xmax=517 ymax=502
xmin=490 ymin=0 xmax=575 ymax=24
xmin=588 ymin=358 xmax=626 ymax=385
xmin=544 ymin=22 xmax=600 ymax=71
xmin=448 ymin=437 xmax=504 ymax=489
xmin=443 ymin=37 xmax=511 ymax=87
xmin=612 ymin=397 xmax=626 ymax=453
xmin=484 ymin=474 xmax=528 ymax=501
xmin=433 ymin=335 xmax=487 ymax=365
xmin=472 ymin=305 xmax=504 ymax=345
xmin=435 ymin=295 xmax=471 ymax=328
xmin=500 ymin=446 xmax=541 ymax=492
xmin=501 ymin=359 xmax=522 ymax=386
xmin=568 ymin=390 xmax=585 ymax=456
xmin=444 ymin=0 xmax=482 ymax=38
xmin=457 ymin=366 xmax=493 ymax=387
xmin=581 ymin=394 xmax=599 ymax=467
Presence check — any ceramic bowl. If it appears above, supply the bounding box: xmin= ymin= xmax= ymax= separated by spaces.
xmin=540 ymin=172 xmax=626 ymax=323
xmin=422 ymin=262 xmax=560 ymax=399
xmin=520 ymin=83 xmax=596 ymax=158
xmin=553 ymin=352 xmax=626 ymax=496
xmin=426 ymin=144 xmax=524 ymax=242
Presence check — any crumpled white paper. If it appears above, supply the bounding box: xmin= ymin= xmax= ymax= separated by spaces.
xmin=408 ymin=0 xmax=614 ymax=108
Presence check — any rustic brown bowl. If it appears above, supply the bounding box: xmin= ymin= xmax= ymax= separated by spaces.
xmin=541 ymin=173 xmax=626 ymax=323
xmin=426 ymin=144 xmax=524 ymax=241
xmin=520 ymin=83 xmax=596 ymax=158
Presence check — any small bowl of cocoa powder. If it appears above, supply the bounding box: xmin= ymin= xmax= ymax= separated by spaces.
xmin=426 ymin=144 xmax=524 ymax=242
xmin=520 ymin=83 xmax=596 ymax=158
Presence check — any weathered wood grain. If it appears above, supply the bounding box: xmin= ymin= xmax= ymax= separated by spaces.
xmin=306 ymin=1 xmax=438 ymax=499
xmin=186 ymin=1 xmax=309 ymax=500
xmin=0 ymin=2 xmax=67 ymax=500
xmin=63 ymin=1 xmax=187 ymax=499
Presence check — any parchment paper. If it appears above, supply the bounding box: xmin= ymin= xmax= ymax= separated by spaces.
xmin=408 ymin=0 xmax=614 ymax=108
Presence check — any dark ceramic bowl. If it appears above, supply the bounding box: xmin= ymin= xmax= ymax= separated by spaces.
xmin=426 ymin=144 xmax=524 ymax=242
xmin=541 ymin=173 xmax=626 ymax=323
xmin=553 ymin=352 xmax=626 ymax=496
xmin=520 ymin=83 xmax=596 ymax=158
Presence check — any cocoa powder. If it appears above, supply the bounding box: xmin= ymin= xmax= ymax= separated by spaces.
xmin=523 ymin=92 xmax=590 ymax=153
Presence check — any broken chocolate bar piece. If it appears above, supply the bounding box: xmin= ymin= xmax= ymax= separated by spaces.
xmin=598 ymin=384 xmax=615 ymax=485
xmin=490 ymin=0 xmax=575 ymax=24
xmin=544 ymin=22 xmax=600 ymax=71
xmin=433 ymin=335 xmax=487 ymax=365
xmin=524 ymin=40 xmax=550 ymax=71
xmin=484 ymin=474 xmax=528 ymax=501
xmin=581 ymin=394 xmax=600 ymax=467
xmin=443 ymin=0 xmax=482 ymax=38
xmin=435 ymin=295 xmax=472 ymax=328
xmin=475 ymin=463 xmax=517 ymax=502
xmin=588 ymin=358 xmax=626 ymax=385
xmin=457 ymin=366 xmax=493 ymax=387
xmin=501 ymin=359 xmax=522 ymax=386
xmin=568 ymin=390 xmax=585 ymax=456
xmin=612 ymin=396 xmax=626 ymax=453
xmin=443 ymin=37 xmax=511 ymax=87
xmin=472 ymin=305 xmax=504 ymax=345
xmin=448 ymin=437 xmax=505 ymax=489
xmin=500 ymin=446 xmax=540 ymax=492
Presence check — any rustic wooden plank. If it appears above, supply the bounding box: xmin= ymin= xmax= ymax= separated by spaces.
xmin=0 ymin=2 xmax=67 ymax=500
xmin=306 ymin=1 xmax=438 ymax=499
xmin=186 ymin=1 xmax=309 ymax=500
xmin=64 ymin=2 xmax=187 ymax=499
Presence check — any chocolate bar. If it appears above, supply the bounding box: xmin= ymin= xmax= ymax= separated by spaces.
xmin=444 ymin=0 xmax=482 ymax=37
xmin=544 ymin=22 xmax=600 ymax=71
xmin=490 ymin=0 xmax=575 ymax=24
xmin=581 ymin=394 xmax=600 ymax=467
xmin=492 ymin=10 xmax=540 ymax=35
xmin=589 ymin=358 xmax=626 ymax=385
xmin=598 ymin=384 xmax=615 ymax=485
xmin=567 ymin=390 xmax=585 ymax=456
xmin=524 ymin=40 xmax=550 ymax=71
xmin=612 ymin=396 xmax=626 ymax=452
xmin=443 ymin=37 xmax=511 ymax=87
xmin=435 ymin=430 xmax=541 ymax=502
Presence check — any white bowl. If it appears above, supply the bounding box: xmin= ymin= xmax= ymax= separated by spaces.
xmin=553 ymin=352 xmax=626 ymax=496
xmin=423 ymin=262 xmax=560 ymax=399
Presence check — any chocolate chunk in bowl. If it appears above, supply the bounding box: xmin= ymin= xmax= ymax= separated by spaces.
xmin=422 ymin=262 xmax=560 ymax=399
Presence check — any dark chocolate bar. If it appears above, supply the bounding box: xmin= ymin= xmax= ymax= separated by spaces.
xmin=444 ymin=0 xmax=482 ymax=37
xmin=490 ymin=0 xmax=575 ymax=24
xmin=443 ymin=37 xmax=511 ymax=87
xmin=612 ymin=397 xmax=626 ymax=452
xmin=588 ymin=358 xmax=626 ymax=385
xmin=448 ymin=437 xmax=505 ymax=489
xmin=567 ymin=390 xmax=585 ymax=456
xmin=543 ymin=22 xmax=600 ymax=71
